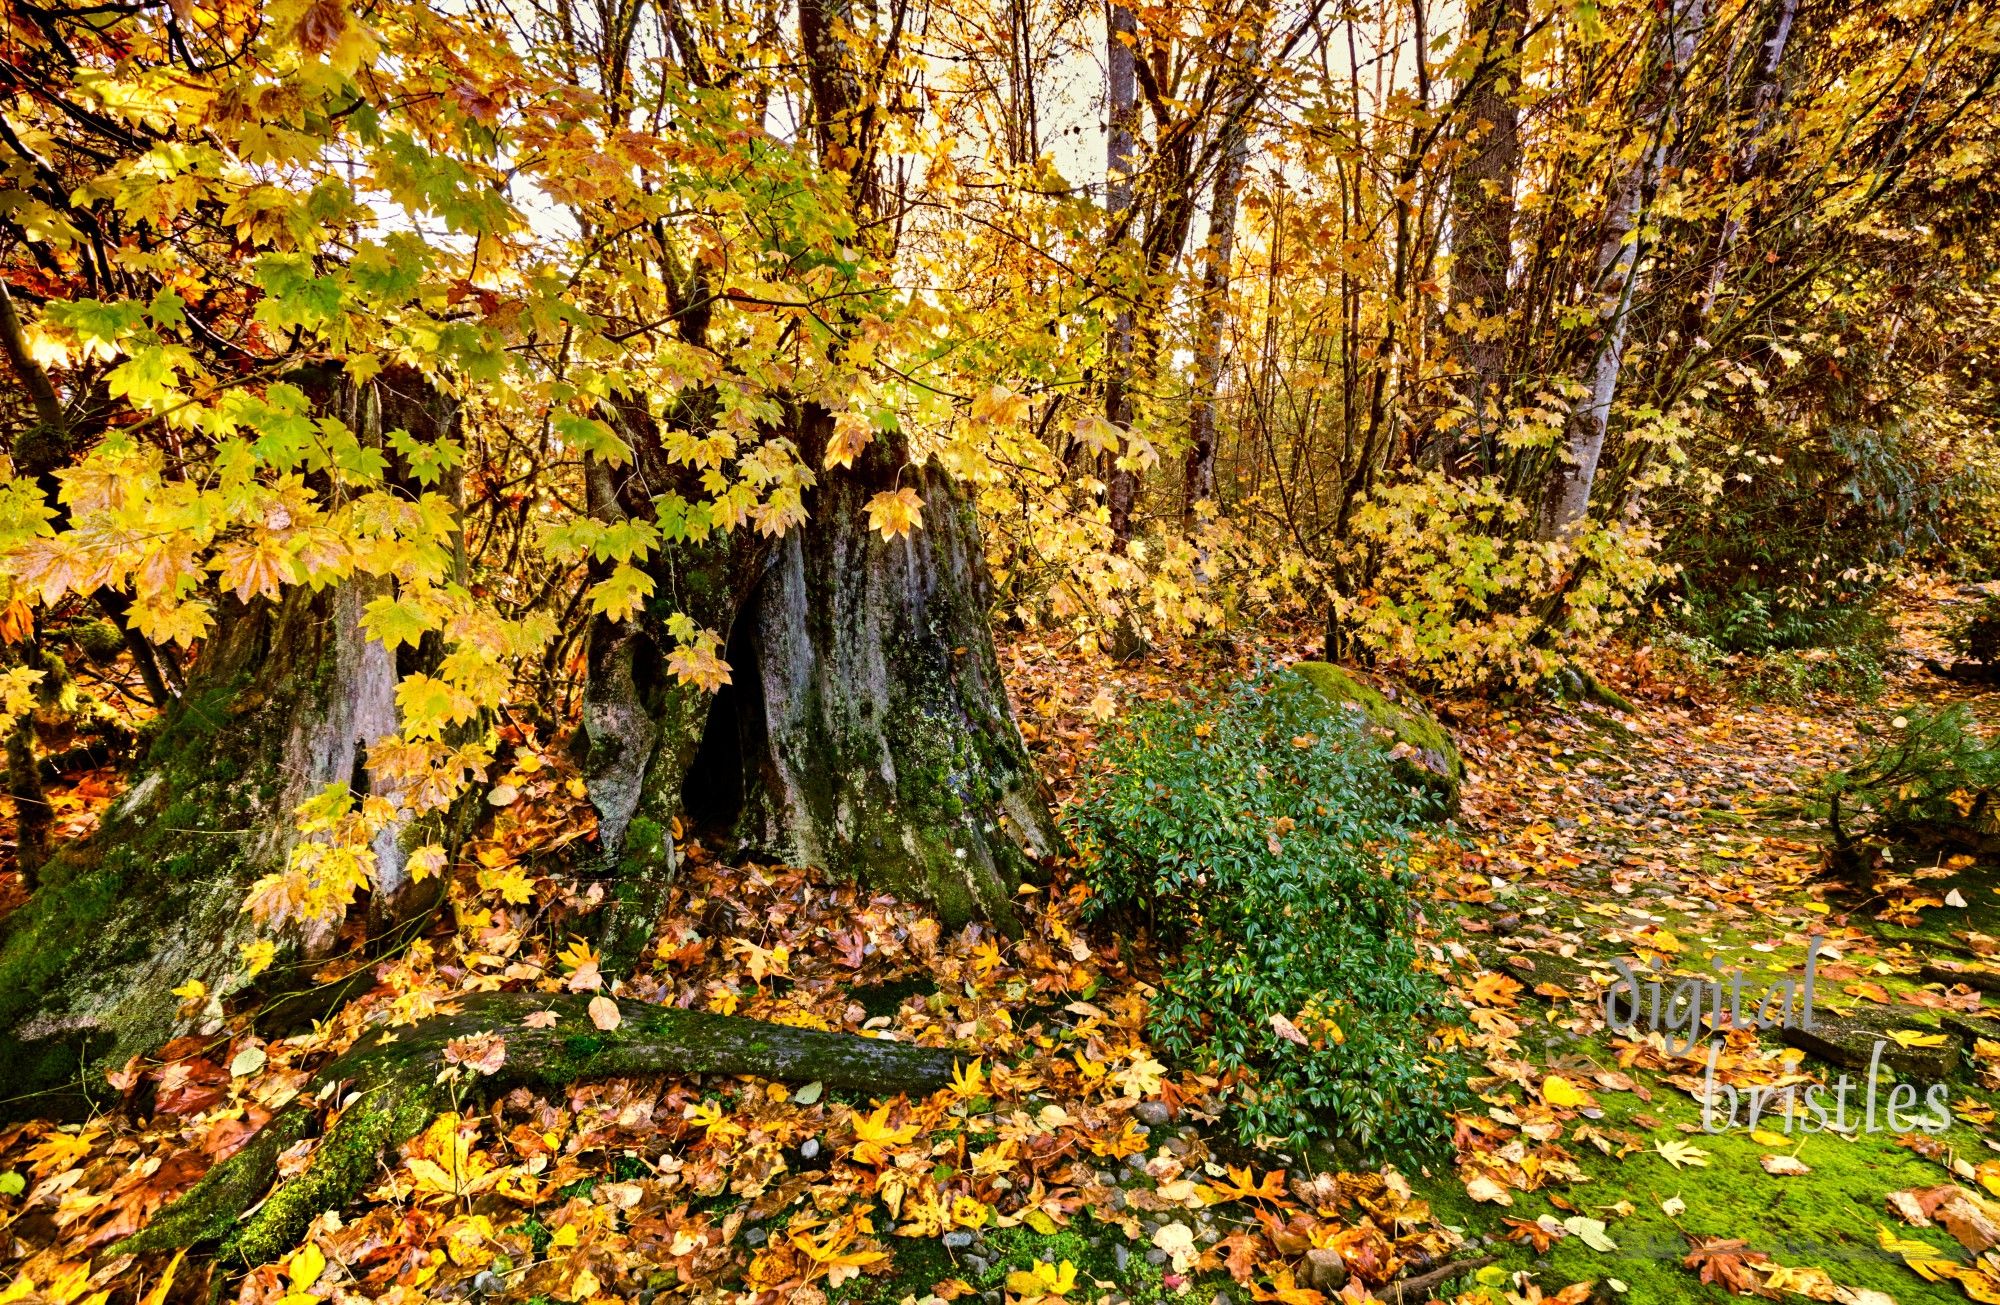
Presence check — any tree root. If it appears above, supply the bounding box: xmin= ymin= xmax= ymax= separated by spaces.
xmin=112 ymin=992 xmax=964 ymax=1266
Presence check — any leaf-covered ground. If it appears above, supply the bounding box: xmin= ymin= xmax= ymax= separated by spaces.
xmin=1 ymin=582 xmax=1999 ymax=1305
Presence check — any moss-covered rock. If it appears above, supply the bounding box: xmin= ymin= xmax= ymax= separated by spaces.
xmin=1290 ymin=662 xmax=1463 ymax=812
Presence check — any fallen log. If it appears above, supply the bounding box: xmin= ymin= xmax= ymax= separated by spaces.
xmin=113 ymin=992 xmax=964 ymax=1268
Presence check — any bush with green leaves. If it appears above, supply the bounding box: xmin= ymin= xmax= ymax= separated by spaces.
xmin=1947 ymin=594 xmax=2000 ymax=665
xmin=1066 ymin=667 xmax=1470 ymax=1159
xmin=1812 ymin=706 xmax=2000 ymax=881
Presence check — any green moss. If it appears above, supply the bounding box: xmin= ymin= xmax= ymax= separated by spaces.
xmin=1290 ymin=662 xmax=1463 ymax=809
xmin=1417 ymin=1071 xmax=1984 ymax=1303
xmin=223 ymin=1085 xmax=440 ymax=1266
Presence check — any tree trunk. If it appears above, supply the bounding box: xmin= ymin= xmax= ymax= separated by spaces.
xmin=582 ymin=408 xmax=1057 ymax=959
xmin=1439 ymin=0 xmax=1526 ymax=472
xmin=731 ymin=444 xmax=1059 ymax=925
xmin=1102 ymin=0 xmax=1141 ymax=545
xmin=111 ymin=991 xmax=964 ymax=1267
xmin=1535 ymin=0 xmax=1708 ymax=541
xmin=1696 ymin=0 xmax=1798 ymax=316
xmin=0 ymin=374 xmax=458 ymax=1117
xmin=1183 ymin=115 xmax=1249 ymax=521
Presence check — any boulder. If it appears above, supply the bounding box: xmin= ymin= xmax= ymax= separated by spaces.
xmin=1291 ymin=662 xmax=1463 ymax=812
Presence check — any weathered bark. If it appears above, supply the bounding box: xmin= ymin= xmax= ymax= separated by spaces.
xmin=0 ymin=374 xmax=460 ymax=1116
xmin=1535 ymin=0 xmax=1708 ymax=541
xmin=114 ymin=991 xmax=963 ymax=1266
xmin=1102 ymin=0 xmax=1141 ymax=545
xmin=1183 ymin=115 xmax=1249 ymax=521
xmin=578 ymin=398 xmax=1055 ymax=961
xmin=731 ymin=446 xmax=1059 ymax=925
xmin=1696 ymin=0 xmax=1798 ymax=317
xmin=1439 ymin=0 xmax=1526 ymax=470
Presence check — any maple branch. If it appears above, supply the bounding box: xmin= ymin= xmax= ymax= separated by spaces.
xmin=113 ymin=992 xmax=964 ymax=1268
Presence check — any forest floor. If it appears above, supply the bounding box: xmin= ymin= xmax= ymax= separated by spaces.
xmin=0 ymin=582 xmax=1998 ymax=1305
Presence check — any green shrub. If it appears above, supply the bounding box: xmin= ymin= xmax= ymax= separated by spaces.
xmin=1812 ymin=706 xmax=2000 ymax=880
xmin=1737 ymin=643 xmax=1887 ymax=705
xmin=1947 ymin=594 xmax=2000 ymax=665
xmin=1066 ymin=668 xmax=1471 ymax=1159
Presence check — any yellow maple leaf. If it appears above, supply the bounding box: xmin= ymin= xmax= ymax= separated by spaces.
xmin=950 ymin=1057 xmax=986 ymax=1100
xmin=865 ymin=487 xmax=925 ymax=541
xmin=824 ymin=411 xmax=875 ymax=470
xmin=851 ymin=1101 xmax=919 ymax=1164
xmin=1889 ymin=1029 xmax=1949 ymax=1049
xmin=1542 ymin=1075 xmax=1589 ymax=1108
xmin=25 ymin=1130 xmax=97 ymax=1177
xmin=1005 ymin=1260 xmax=1077 ymax=1301
xmin=1112 ymin=1055 xmax=1166 ymax=1098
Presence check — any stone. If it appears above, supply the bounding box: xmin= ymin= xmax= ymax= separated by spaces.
xmin=470 ymin=1273 xmax=506 ymax=1296
xmin=1144 ymin=1249 xmax=1169 ymax=1266
xmin=1135 ymin=1101 xmax=1172 ymax=1126
xmin=943 ymin=1231 xmax=975 ymax=1250
xmin=1289 ymin=661 xmax=1463 ymax=811
xmin=1211 ymin=1294 xmax=1232 ymax=1305
xmin=744 ymin=1228 xmax=768 ymax=1247
xmin=1780 ymin=1006 xmax=1963 ymax=1080
xmin=1923 ymin=960 xmax=2000 ymax=994
xmin=1303 ymin=1249 xmax=1345 ymax=1292
xmin=800 ymin=1137 xmax=821 ymax=1159
xmin=1114 ymin=1245 xmax=1130 ymax=1272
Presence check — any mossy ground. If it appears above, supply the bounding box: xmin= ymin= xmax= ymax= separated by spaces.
xmin=1411 ymin=665 xmax=2000 ymax=1303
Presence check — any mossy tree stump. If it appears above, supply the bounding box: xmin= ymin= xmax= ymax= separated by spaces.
xmin=579 ymin=400 xmax=1057 ymax=963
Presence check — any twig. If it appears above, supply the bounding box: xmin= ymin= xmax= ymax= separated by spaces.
xmin=1388 ymin=1254 xmax=1499 ymax=1302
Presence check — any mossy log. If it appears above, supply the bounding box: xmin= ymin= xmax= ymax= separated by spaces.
xmin=114 ymin=991 xmax=963 ymax=1267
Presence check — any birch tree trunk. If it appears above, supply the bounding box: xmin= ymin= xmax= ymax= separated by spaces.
xmin=1535 ymin=0 xmax=1709 ymax=541
xmin=1102 ymin=0 xmax=1141 ymax=545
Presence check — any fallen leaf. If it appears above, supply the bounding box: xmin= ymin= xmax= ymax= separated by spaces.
xmin=1655 ymin=1139 xmax=1712 ymax=1170
xmin=1759 ymin=1154 xmax=1810 ymax=1176
xmin=588 ymin=995 xmax=621 ymax=1031
xmin=1542 ymin=1075 xmax=1590 ymax=1108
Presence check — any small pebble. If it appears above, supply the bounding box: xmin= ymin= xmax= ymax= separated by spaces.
xmin=1114 ymin=1245 xmax=1130 ymax=1272
xmin=1144 ymin=1249 xmax=1169 ymax=1267
xmin=470 ymin=1273 xmax=506 ymax=1296
xmin=744 ymin=1228 xmax=768 ymax=1247
xmin=1134 ymin=1101 xmax=1172 ymax=1126
xmin=800 ymin=1137 xmax=821 ymax=1160
xmin=943 ymin=1231 xmax=975 ymax=1250
xmin=1211 ymin=1294 xmax=1232 ymax=1305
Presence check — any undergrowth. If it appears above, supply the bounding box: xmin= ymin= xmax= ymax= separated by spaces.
xmin=1065 ymin=667 xmax=1471 ymax=1160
